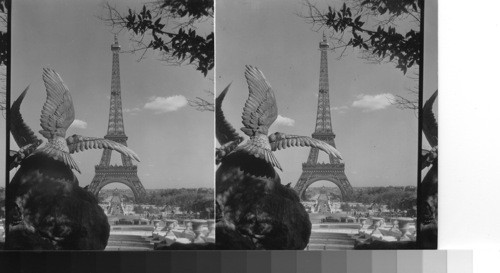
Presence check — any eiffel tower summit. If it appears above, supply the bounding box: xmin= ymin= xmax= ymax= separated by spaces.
xmin=294 ymin=34 xmax=354 ymax=201
xmin=88 ymin=36 xmax=146 ymax=202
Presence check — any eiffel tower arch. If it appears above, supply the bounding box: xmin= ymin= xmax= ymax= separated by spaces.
xmin=90 ymin=165 xmax=146 ymax=202
xmin=295 ymin=162 xmax=353 ymax=201
xmin=294 ymin=34 xmax=353 ymax=201
xmin=88 ymin=36 xmax=146 ymax=202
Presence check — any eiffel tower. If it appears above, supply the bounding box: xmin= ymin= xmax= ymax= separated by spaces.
xmin=88 ymin=36 xmax=146 ymax=202
xmin=294 ymin=34 xmax=353 ymax=201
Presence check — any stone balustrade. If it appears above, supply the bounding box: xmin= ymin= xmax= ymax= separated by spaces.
xmin=352 ymin=217 xmax=416 ymax=246
xmin=152 ymin=219 xmax=213 ymax=247
xmin=205 ymin=219 xmax=215 ymax=243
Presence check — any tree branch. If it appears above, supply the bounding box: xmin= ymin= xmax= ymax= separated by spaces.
xmin=98 ymin=1 xmax=214 ymax=76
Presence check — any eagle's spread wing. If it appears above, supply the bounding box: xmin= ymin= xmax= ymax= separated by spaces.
xmin=39 ymin=68 xmax=75 ymax=139
xmin=241 ymin=65 xmax=278 ymax=137
xmin=10 ymin=86 xmax=42 ymax=148
xmin=216 ymin=83 xmax=242 ymax=145
xmin=66 ymin=135 xmax=140 ymax=162
xmin=422 ymin=90 xmax=438 ymax=147
xmin=269 ymin=133 xmax=343 ymax=160
xmin=236 ymin=136 xmax=283 ymax=171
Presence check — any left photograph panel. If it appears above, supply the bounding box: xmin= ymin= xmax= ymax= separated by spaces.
xmin=0 ymin=0 xmax=6 ymax=246
xmin=5 ymin=0 xmax=214 ymax=250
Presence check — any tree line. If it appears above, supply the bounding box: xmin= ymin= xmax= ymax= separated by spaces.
xmin=351 ymin=186 xmax=416 ymax=211
xmin=99 ymin=187 xmax=214 ymax=216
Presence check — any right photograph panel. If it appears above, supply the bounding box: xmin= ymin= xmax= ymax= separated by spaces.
xmin=215 ymin=0 xmax=436 ymax=249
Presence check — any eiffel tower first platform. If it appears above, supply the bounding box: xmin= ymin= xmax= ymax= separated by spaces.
xmin=88 ymin=36 xmax=146 ymax=202
xmin=294 ymin=34 xmax=353 ymax=201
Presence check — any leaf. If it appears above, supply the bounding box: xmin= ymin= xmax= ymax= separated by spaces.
xmin=154 ymin=17 xmax=162 ymax=26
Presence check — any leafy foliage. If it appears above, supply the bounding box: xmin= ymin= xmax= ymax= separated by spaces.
xmin=0 ymin=0 xmax=8 ymax=115
xmin=133 ymin=205 xmax=145 ymax=214
xmin=300 ymin=0 xmax=422 ymax=74
xmin=0 ymin=31 xmax=7 ymax=66
xmin=0 ymin=0 xmax=8 ymax=67
xmin=144 ymin=188 xmax=214 ymax=214
xmin=0 ymin=187 xmax=4 ymax=217
xmin=351 ymin=186 xmax=416 ymax=211
xmin=101 ymin=0 xmax=213 ymax=76
xmin=99 ymin=187 xmax=214 ymax=216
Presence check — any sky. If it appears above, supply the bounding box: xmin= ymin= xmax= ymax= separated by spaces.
xmin=4 ymin=0 xmax=214 ymax=189
xmin=423 ymin=0 xmax=438 ymax=150
xmin=0 ymin=0 xmax=438 ymax=190
xmin=216 ymin=0 xmax=437 ymax=188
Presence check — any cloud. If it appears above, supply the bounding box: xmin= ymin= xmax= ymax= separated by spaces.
xmin=69 ymin=119 xmax=87 ymax=129
xmin=274 ymin=115 xmax=295 ymax=126
xmin=124 ymin=107 xmax=142 ymax=115
xmin=124 ymin=107 xmax=141 ymax=113
xmin=332 ymin=106 xmax=349 ymax=114
xmin=144 ymin=95 xmax=188 ymax=113
xmin=352 ymin=93 xmax=395 ymax=112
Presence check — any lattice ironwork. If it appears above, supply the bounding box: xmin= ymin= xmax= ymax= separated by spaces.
xmin=88 ymin=36 xmax=146 ymax=202
xmin=294 ymin=35 xmax=353 ymax=201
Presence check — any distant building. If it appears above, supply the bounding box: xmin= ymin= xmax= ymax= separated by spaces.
xmin=123 ymin=203 xmax=134 ymax=215
xmin=108 ymin=189 xmax=125 ymax=215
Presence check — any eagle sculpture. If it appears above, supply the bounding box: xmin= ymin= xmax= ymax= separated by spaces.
xmin=6 ymin=68 xmax=140 ymax=250
xmin=420 ymin=90 xmax=438 ymax=249
xmin=9 ymin=86 xmax=43 ymax=170
xmin=215 ymin=65 xmax=342 ymax=249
